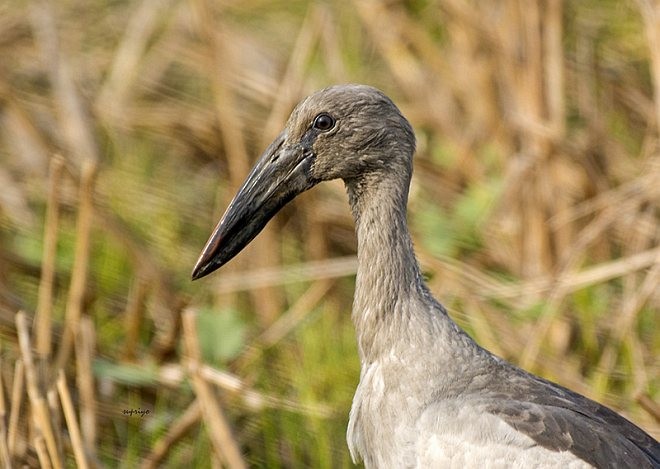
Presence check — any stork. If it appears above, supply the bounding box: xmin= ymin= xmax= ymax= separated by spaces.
xmin=192 ymin=84 xmax=659 ymax=468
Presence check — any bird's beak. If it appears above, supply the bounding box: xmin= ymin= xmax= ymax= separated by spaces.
xmin=192 ymin=131 xmax=316 ymax=280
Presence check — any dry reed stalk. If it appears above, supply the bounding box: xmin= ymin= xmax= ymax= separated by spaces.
xmin=627 ymin=335 xmax=649 ymax=407
xmin=34 ymin=154 xmax=64 ymax=362
xmin=257 ymin=279 xmax=334 ymax=348
xmin=15 ymin=312 xmax=63 ymax=469
xmin=209 ymin=256 xmax=357 ymax=294
xmin=520 ymin=181 xmax=656 ymax=368
xmin=29 ymin=0 xmax=100 ymax=167
xmin=56 ymin=160 xmax=97 ymax=371
xmin=32 ymin=397 xmax=59 ymax=466
xmin=548 ymin=172 xmax=651 ymax=229
xmin=188 ymin=0 xmax=249 ymax=176
xmin=158 ymin=358 xmax=336 ymax=418
xmin=93 ymin=208 xmax=180 ymax=359
xmin=443 ymin=20 xmax=495 ymax=168
xmin=520 ymin=1 xmax=555 ymax=280
xmin=635 ymin=0 xmax=660 ymax=134
xmin=520 ymin=191 xmax=638 ymax=366
xmin=56 ymin=370 xmax=89 ymax=469
xmin=543 ymin=247 xmax=660 ymax=296
xmin=261 ymin=3 xmax=321 ymax=143
xmin=458 ymin=245 xmax=660 ymax=308
xmin=141 ymin=400 xmax=201 ymax=469
xmin=154 ymin=362 xmax=334 ymax=417
xmin=181 ymin=309 xmax=247 ymax=469
xmin=45 ymin=388 xmax=62 ymax=463
xmin=244 ymin=211 xmax=282 ymax=326
xmin=574 ymin=22 xmax=600 ymax=127
xmin=199 ymin=365 xmax=334 ymax=418
xmin=446 ymin=297 xmax=591 ymax=395
xmin=75 ymin=316 xmax=97 ymax=458
xmin=353 ymin=0 xmax=428 ymax=103
xmin=542 ymin=1 xmax=575 ymax=263
xmin=521 ymin=253 xmax=657 ymax=375
xmin=564 ymin=190 xmax=655 ymax=271
xmin=189 ymin=0 xmax=285 ymax=325
xmin=422 ymin=236 xmax=660 ymax=355
xmin=420 ymin=254 xmax=518 ymax=305
xmin=460 ymin=296 xmax=506 ymax=358
xmin=122 ymin=0 xmax=191 ymax=96
xmin=592 ymin=258 xmax=660 ymax=395
xmin=618 ymin=197 xmax=660 ymax=310
xmin=97 ymin=0 xmax=174 ymax=125
xmin=1 ymin=96 xmax=51 ymax=178
xmin=637 ymin=393 xmax=660 ymax=423
xmin=7 ymin=359 xmax=23 ymax=458
xmin=0 ymin=355 xmax=12 ymax=469
xmin=522 ymin=0 xmax=544 ymax=136
xmin=544 ymin=0 xmax=565 ymax=137
xmin=93 ymin=207 xmax=161 ymax=278
xmin=437 ymin=0 xmax=500 ymax=46
xmin=471 ymin=0 xmax=570 ymax=282
xmin=519 ymin=287 xmax=581 ymax=370
xmin=147 ymin=287 xmax=183 ymax=362
xmin=317 ymin=3 xmax=348 ymax=82
xmin=236 ymin=279 xmax=335 ymax=373
xmin=33 ymin=434 xmax=52 ymax=469
xmin=302 ymin=192 xmax=331 ymax=261
xmin=361 ymin=0 xmax=471 ymax=140
xmin=122 ymin=277 xmax=148 ymax=361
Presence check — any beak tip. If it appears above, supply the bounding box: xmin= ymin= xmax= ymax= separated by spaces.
xmin=190 ymin=266 xmax=203 ymax=281
xmin=191 ymin=256 xmax=212 ymax=281
xmin=191 ymin=231 xmax=224 ymax=281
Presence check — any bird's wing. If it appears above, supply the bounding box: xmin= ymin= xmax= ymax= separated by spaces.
xmin=483 ymin=369 xmax=660 ymax=468
xmin=414 ymin=398 xmax=595 ymax=468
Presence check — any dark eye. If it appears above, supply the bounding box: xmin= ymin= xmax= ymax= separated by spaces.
xmin=313 ymin=113 xmax=335 ymax=131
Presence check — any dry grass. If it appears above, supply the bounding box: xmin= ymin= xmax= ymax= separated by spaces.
xmin=0 ymin=0 xmax=658 ymax=467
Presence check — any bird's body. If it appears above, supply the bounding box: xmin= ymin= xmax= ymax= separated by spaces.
xmin=192 ymin=84 xmax=660 ymax=468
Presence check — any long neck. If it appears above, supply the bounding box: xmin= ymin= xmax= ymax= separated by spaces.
xmin=345 ymin=170 xmax=441 ymax=362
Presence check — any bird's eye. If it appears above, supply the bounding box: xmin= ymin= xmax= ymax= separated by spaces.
xmin=313 ymin=113 xmax=336 ymax=131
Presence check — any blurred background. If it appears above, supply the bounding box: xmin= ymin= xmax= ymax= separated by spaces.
xmin=0 ymin=0 xmax=659 ymax=467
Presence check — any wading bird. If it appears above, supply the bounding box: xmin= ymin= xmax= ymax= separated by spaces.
xmin=192 ymin=84 xmax=659 ymax=468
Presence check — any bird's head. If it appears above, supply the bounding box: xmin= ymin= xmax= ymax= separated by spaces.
xmin=191 ymin=84 xmax=415 ymax=280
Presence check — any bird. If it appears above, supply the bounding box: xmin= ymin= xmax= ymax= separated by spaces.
xmin=192 ymin=84 xmax=660 ymax=468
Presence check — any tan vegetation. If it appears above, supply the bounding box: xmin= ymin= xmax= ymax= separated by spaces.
xmin=0 ymin=0 xmax=658 ymax=466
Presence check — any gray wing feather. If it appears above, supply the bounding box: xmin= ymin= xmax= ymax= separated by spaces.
xmin=484 ymin=367 xmax=660 ymax=468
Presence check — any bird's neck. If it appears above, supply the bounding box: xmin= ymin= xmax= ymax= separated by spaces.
xmin=345 ymin=171 xmax=440 ymax=362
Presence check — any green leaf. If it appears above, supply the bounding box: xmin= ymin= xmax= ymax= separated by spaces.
xmin=196 ymin=307 xmax=247 ymax=364
xmin=93 ymin=359 xmax=160 ymax=386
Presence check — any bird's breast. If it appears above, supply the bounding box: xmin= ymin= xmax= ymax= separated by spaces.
xmin=347 ymin=355 xmax=427 ymax=468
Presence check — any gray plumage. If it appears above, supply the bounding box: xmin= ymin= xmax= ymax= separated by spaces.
xmin=192 ymin=84 xmax=660 ymax=468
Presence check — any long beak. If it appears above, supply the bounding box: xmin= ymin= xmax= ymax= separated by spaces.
xmin=192 ymin=131 xmax=316 ymax=280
